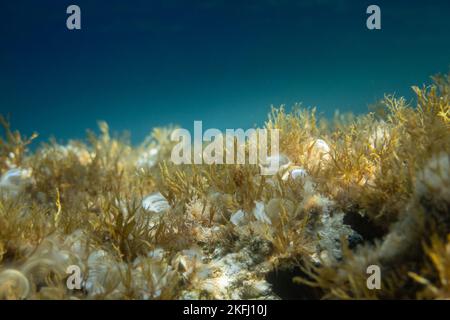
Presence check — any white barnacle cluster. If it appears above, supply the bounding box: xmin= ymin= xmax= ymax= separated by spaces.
xmin=179 ymin=243 xmax=275 ymax=300
xmin=416 ymin=152 xmax=450 ymax=202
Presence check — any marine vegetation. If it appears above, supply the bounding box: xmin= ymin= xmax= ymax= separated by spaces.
xmin=0 ymin=73 xmax=449 ymax=300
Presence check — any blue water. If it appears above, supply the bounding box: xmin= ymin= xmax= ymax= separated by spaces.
xmin=1 ymin=0 xmax=449 ymax=145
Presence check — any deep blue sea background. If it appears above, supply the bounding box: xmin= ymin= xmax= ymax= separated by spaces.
xmin=1 ymin=0 xmax=449 ymax=145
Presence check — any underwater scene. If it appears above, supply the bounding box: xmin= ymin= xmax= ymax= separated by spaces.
xmin=1 ymin=0 xmax=450 ymax=301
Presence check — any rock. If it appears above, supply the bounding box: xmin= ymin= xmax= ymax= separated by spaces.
xmin=242 ymin=279 xmax=272 ymax=298
xmin=316 ymin=210 xmax=357 ymax=262
xmin=196 ymin=245 xmax=273 ymax=299
xmin=172 ymin=248 xmax=207 ymax=278
xmin=347 ymin=233 xmax=364 ymax=249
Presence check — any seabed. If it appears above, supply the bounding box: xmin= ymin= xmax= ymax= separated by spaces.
xmin=0 ymin=73 xmax=449 ymax=300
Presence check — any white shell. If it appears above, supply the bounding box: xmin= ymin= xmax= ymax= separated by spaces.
xmin=85 ymin=250 xmax=119 ymax=296
xmin=308 ymin=139 xmax=331 ymax=166
xmin=0 ymin=168 xmax=32 ymax=196
xmin=313 ymin=139 xmax=330 ymax=153
xmin=0 ymin=168 xmax=31 ymax=186
xmin=230 ymin=210 xmax=246 ymax=226
xmin=291 ymin=168 xmax=308 ymax=179
xmin=282 ymin=167 xmax=308 ymax=181
xmin=252 ymin=201 xmax=271 ymax=224
xmin=142 ymin=192 xmax=170 ymax=213
xmin=0 ymin=269 xmax=30 ymax=299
